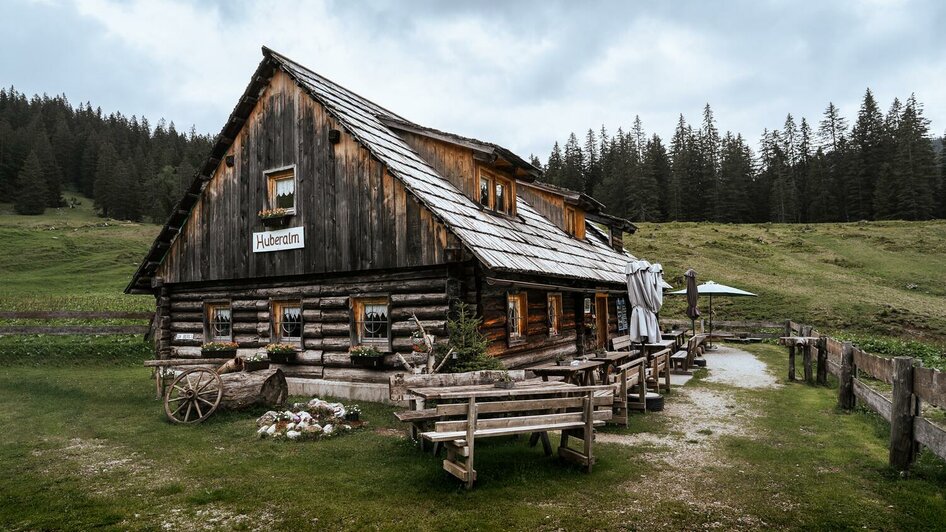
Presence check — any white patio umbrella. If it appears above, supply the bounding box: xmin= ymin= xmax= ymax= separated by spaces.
xmin=668 ymin=281 xmax=756 ymax=346
xmin=626 ymin=260 xmax=666 ymax=345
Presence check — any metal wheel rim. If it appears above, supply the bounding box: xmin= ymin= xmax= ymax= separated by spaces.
xmin=164 ymin=367 xmax=222 ymax=424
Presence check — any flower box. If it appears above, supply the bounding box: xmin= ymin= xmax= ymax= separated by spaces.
xmin=243 ymin=360 xmax=270 ymax=372
xmin=349 ymin=345 xmax=385 ymax=368
xmin=260 ymin=214 xmax=292 ymax=228
xmin=266 ymin=343 xmax=298 ymax=364
xmin=351 ymin=356 xmax=384 ymax=368
xmin=201 ymin=342 xmax=239 ymax=359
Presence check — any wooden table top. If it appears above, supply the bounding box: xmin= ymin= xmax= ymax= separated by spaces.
xmin=645 ymin=339 xmax=676 ymax=349
xmin=589 ymin=350 xmax=639 ymax=362
xmin=527 ymin=360 xmax=605 ymax=375
xmin=407 ymin=379 xmax=580 ymax=400
xmin=662 ymin=330 xmax=685 ymax=339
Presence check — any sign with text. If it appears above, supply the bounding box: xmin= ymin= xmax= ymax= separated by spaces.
xmin=253 ymin=226 xmax=305 ymax=253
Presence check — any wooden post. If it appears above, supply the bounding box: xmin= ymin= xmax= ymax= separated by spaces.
xmin=816 ymin=336 xmax=828 ymax=385
xmin=889 ymin=356 xmax=915 ymax=471
xmin=838 ymin=342 xmax=855 ymax=410
xmin=803 ymin=343 xmax=813 ymax=384
xmin=465 ymin=397 xmax=477 ymax=489
xmin=784 ymin=319 xmax=792 ymax=338
xmin=788 ymin=345 xmax=796 ymax=381
xmin=583 ymin=391 xmax=594 ymax=473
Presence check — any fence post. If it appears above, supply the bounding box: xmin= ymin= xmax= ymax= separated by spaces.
xmin=803 ymin=342 xmax=813 ymax=384
xmin=838 ymin=342 xmax=855 ymax=410
xmin=889 ymin=356 xmax=916 ymax=471
xmin=784 ymin=319 xmax=792 ymax=337
xmin=788 ymin=344 xmax=796 ymax=381
xmin=816 ymin=336 xmax=828 ymax=385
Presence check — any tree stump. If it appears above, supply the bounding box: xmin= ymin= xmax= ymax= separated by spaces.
xmin=218 ymin=368 xmax=288 ymax=411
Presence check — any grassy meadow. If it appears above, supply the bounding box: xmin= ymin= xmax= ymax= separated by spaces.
xmin=1 ymin=197 xmax=946 ymax=529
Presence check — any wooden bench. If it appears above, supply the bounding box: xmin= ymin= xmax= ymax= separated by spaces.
xmin=647 ymin=348 xmax=671 ymax=394
xmin=611 ymin=355 xmax=647 ymax=425
xmin=669 ymin=334 xmax=707 ymax=373
xmin=419 ymin=386 xmax=614 ymax=488
xmin=611 ymin=335 xmax=633 ymax=352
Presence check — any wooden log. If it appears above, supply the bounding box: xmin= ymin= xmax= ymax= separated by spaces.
xmin=803 ymin=343 xmax=813 ymax=383
xmin=839 ymin=342 xmax=855 ymax=410
xmin=788 ymin=345 xmax=796 ymax=381
xmin=390 ymin=305 xmax=450 ymax=321
xmin=390 ymin=293 xmax=448 ymax=306
xmin=816 ymin=336 xmax=828 ymax=385
xmin=218 ymin=369 xmax=288 ymax=410
xmin=889 ymin=356 xmax=916 ymax=470
xmin=320 ymin=296 xmax=349 ymax=309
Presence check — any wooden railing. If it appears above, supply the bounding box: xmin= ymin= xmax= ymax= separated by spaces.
xmin=782 ymin=320 xmax=946 ymax=471
xmin=661 ymin=318 xmax=786 ymax=339
xmin=0 ymin=311 xmax=153 ymax=336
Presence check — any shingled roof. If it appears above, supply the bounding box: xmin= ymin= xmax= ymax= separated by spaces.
xmin=127 ymin=47 xmax=633 ymax=293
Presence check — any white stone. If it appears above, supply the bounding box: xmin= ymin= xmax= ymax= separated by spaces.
xmin=286 ymin=422 xmax=296 ymax=431
xmin=323 ymin=424 xmax=334 ymax=435
xmin=266 ymin=424 xmax=277 ymax=435
xmin=286 ymin=430 xmax=301 ymax=440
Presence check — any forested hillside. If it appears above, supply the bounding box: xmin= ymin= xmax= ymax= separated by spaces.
xmin=0 ymin=88 xmax=212 ymax=221
xmin=539 ymin=90 xmax=946 ymax=223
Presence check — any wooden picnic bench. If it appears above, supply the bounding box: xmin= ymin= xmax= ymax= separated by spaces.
xmin=611 ymin=355 xmax=647 ymax=425
xmin=611 ymin=334 xmax=633 ymax=351
xmin=647 ymin=348 xmax=672 ymax=394
xmin=669 ymin=334 xmax=708 ymax=373
xmin=527 ymin=360 xmax=604 ymax=386
xmin=416 ymin=385 xmax=614 ymax=488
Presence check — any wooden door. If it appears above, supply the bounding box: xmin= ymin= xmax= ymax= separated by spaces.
xmin=595 ymin=293 xmax=608 ymax=349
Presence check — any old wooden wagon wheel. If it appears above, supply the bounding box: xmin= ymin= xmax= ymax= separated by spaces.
xmin=164 ymin=367 xmax=223 ymax=424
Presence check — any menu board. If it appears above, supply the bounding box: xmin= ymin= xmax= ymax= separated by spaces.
xmin=616 ymin=297 xmax=628 ymax=332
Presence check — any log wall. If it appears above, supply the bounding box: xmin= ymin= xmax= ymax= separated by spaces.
xmin=165 ymin=267 xmax=452 ymax=384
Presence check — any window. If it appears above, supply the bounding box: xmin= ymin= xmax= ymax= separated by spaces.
xmin=266 ymin=167 xmax=296 ymax=212
xmin=477 ymin=167 xmax=515 ymax=216
xmin=273 ymin=300 xmax=302 ymax=345
xmin=507 ymin=292 xmax=527 ymax=344
xmin=352 ymin=297 xmax=390 ymax=348
xmin=547 ymin=293 xmax=562 ymax=337
xmin=479 ymin=177 xmax=491 ymax=207
xmin=494 ymin=178 xmax=511 ymax=215
xmin=205 ymin=303 xmax=232 ymax=342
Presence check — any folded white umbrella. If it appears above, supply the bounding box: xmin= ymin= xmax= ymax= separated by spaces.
xmin=626 ymin=260 xmax=665 ymax=344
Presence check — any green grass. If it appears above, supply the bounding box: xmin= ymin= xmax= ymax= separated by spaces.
xmin=0 ymin=193 xmax=155 ymax=313
xmin=1 ymin=346 xmax=944 ymax=529
xmin=629 ymin=220 xmax=946 ymax=351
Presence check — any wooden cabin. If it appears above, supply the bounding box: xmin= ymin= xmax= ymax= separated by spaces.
xmin=127 ymin=47 xmax=638 ymax=401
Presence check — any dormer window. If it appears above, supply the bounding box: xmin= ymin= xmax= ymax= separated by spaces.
xmin=564 ymin=206 xmax=585 ymax=239
xmin=477 ymin=167 xmax=515 ymax=217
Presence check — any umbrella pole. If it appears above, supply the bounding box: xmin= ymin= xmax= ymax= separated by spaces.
xmin=709 ymin=294 xmax=715 ymax=350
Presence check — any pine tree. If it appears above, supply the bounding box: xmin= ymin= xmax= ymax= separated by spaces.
xmin=562 ymin=132 xmax=585 ymax=192
xmin=642 ymin=134 xmax=671 ymax=221
xmin=667 ymin=115 xmax=690 ymax=221
xmin=14 ymin=151 xmax=47 ymax=215
xmin=93 ymin=141 xmax=120 ymax=218
xmin=583 ymin=129 xmax=600 ymax=193
xmin=545 ymin=142 xmax=564 ymax=185
xmin=849 ymin=89 xmax=886 ymax=219
xmin=717 ymin=132 xmax=752 ymax=222
xmin=30 ymin=128 xmax=64 ymax=207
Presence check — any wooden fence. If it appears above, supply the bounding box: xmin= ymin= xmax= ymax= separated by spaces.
xmin=0 ymin=311 xmax=153 ymax=336
xmin=782 ymin=320 xmax=946 ymax=471
xmin=662 ymin=318 xmax=785 ymax=339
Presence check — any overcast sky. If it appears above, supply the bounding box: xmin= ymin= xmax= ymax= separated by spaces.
xmin=3 ymin=0 xmax=945 ymax=161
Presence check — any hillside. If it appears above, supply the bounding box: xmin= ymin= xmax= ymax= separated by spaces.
xmin=629 ymin=220 xmax=946 ymax=346
xmin=1 ymin=198 xmax=944 ymax=347
xmin=0 ymin=193 xmax=156 ymax=312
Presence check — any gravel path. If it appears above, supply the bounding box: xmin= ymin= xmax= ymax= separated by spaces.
xmin=702 ymin=345 xmax=780 ymax=389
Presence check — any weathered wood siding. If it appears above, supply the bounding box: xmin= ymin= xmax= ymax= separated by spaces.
xmin=479 ymin=284 xmax=580 ymax=369
xmin=518 ymin=185 xmax=566 ymax=228
xmin=165 ymin=268 xmax=452 ymax=384
xmin=158 ymin=70 xmax=449 ymax=284
xmin=396 ymin=130 xmax=478 ymax=200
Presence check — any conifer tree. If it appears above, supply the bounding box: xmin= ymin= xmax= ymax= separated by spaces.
xmin=14 ymin=151 xmax=47 ymax=215
xmin=667 ymin=115 xmax=690 ymax=221
xmin=545 ymin=142 xmax=564 ymax=185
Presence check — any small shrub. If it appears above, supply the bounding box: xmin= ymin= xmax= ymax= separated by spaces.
xmin=441 ymin=301 xmax=503 ymax=373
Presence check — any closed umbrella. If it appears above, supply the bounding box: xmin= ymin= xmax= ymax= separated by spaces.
xmin=684 ymin=269 xmax=700 ymax=334
xmin=669 ymin=281 xmax=756 ymax=348
xmin=626 ymin=260 xmax=666 ymax=345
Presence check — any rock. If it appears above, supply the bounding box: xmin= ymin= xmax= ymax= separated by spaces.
xmin=286 ymin=422 xmax=296 ymax=431
xmin=266 ymin=424 xmax=277 ymax=436
xmin=323 ymin=424 xmax=334 ymax=435
xmin=343 ymin=425 xmax=351 ymax=431
xmin=257 ymin=425 xmax=271 ymax=437
xmin=257 ymin=411 xmax=278 ymax=427
xmin=303 ymin=424 xmax=322 ymax=435
xmin=296 ymin=421 xmax=308 ymax=431
xmin=292 ymin=402 xmax=307 ymax=410
xmin=286 ymin=430 xmax=301 ymax=440
xmin=298 ymin=411 xmax=313 ymax=422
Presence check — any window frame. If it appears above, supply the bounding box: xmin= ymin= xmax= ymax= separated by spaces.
xmin=204 ymin=301 xmax=233 ymax=342
xmin=271 ymin=299 xmax=303 ymax=347
xmin=547 ymin=292 xmax=563 ymax=337
xmin=350 ymin=295 xmax=392 ymax=351
xmin=264 ymin=164 xmax=297 ymax=214
xmin=506 ymin=291 xmax=528 ymax=346
xmin=476 ymin=166 xmax=516 ymax=217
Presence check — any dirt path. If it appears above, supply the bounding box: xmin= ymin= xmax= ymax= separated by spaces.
xmin=597 ymin=345 xmax=779 ymax=528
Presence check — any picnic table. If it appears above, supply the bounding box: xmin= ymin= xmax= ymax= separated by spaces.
xmin=589 ymin=350 xmax=641 ymax=382
xmin=662 ymin=330 xmax=686 ymax=349
xmin=527 ymin=360 xmax=605 ymax=386
xmin=644 ymin=339 xmax=676 ymax=358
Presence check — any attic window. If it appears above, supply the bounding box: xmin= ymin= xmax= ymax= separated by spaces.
xmin=266 ymin=167 xmax=296 ymax=213
xmin=564 ymin=206 xmax=584 ymax=238
xmin=477 ymin=167 xmax=515 ymax=217
xmin=565 ymin=207 xmax=577 ymax=235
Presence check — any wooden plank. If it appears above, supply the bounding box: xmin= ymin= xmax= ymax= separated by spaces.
xmin=913 ymin=366 xmax=946 ymax=409
xmin=423 ymin=420 xmax=606 ymax=442
xmin=434 ymin=410 xmax=611 ymax=433
xmin=388 ymin=370 xmax=526 ymax=401
xmin=423 ymin=384 xmax=611 ymax=400
xmin=442 ymin=458 xmax=471 ymax=482
xmin=914 ymin=417 xmax=946 ymax=462
xmin=853 ymin=348 xmax=894 ymax=384
xmin=435 ymin=396 xmax=613 ymax=416
xmin=852 ymin=378 xmax=892 ymax=422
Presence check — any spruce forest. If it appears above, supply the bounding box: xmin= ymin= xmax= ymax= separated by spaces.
xmin=538 ymin=89 xmax=946 ymax=223
xmin=0 ymin=88 xmax=212 ymax=221
xmin=1 ymin=86 xmax=944 ymax=224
